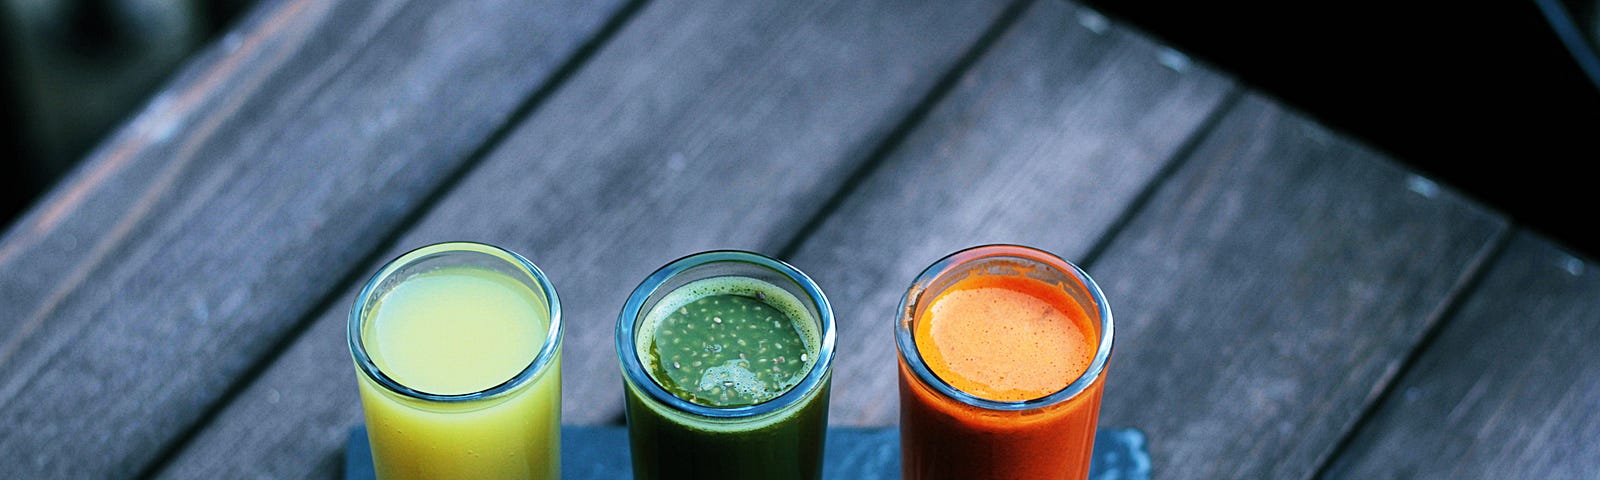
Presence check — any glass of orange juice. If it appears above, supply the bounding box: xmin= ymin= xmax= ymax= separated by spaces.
xmin=897 ymin=244 xmax=1114 ymax=479
xmin=349 ymin=242 xmax=563 ymax=480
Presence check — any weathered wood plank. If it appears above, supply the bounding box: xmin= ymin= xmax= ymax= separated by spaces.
xmin=1089 ymin=95 xmax=1508 ymax=478
xmin=156 ymin=0 xmax=1018 ymax=477
xmin=786 ymin=0 xmax=1235 ymax=425
xmin=1323 ymin=233 xmax=1600 ymax=479
xmin=0 ymin=0 xmax=395 ymax=360
xmin=0 ymin=0 xmax=631 ymax=476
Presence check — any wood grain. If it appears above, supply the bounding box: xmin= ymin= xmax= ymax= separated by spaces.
xmin=785 ymin=0 xmax=1235 ymax=426
xmin=0 ymin=0 xmax=629 ymax=476
xmin=156 ymin=0 xmax=1017 ymax=477
xmin=1090 ymin=94 xmax=1508 ymax=479
xmin=1322 ymin=233 xmax=1600 ymax=479
xmin=0 ymin=0 xmax=361 ymax=364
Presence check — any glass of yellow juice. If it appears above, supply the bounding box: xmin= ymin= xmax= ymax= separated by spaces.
xmin=349 ymin=241 xmax=563 ymax=480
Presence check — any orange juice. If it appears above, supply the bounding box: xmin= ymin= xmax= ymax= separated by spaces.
xmin=915 ymin=274 xmax=1094 ymax=402
xmin=897 ymin=245 xmax=1112 ymax=480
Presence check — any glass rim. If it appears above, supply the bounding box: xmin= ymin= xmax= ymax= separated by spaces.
xmin=348 ymin=241 xmax=564 ymax=403
xmin=616 ymin=250 xmax=837 ymax=419
xmin=895 ymin=244 xmax=1114 ymax=411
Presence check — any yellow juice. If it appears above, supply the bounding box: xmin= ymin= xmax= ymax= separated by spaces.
xmin=354 ymin=264 xmax=561 ymax=480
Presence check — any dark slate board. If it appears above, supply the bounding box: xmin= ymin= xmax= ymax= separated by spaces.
xmin=346 ymin=425 xmax=1150 ymax=480
xmin=1322 ymin=233 xmax=1600 ymax=479
xmin=155 ymin=0 xmax=1015 ymax=477
xmin=1087 ymin=95 xmax=1507 ymax=478
xmin=0 ymin=0 xmax=628 ymax=477
xmin=783 ymin=0 xmax=1235 ymax=425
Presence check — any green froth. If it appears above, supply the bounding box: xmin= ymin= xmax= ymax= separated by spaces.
xmin=638 ymin=277 xmax=817 ymax=407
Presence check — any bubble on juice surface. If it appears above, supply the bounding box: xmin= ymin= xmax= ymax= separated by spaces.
xmin=699 ymin=359 xmax=769 ymax=399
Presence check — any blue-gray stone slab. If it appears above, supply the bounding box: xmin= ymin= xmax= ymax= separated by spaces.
xmin=347 ymin=425 xmax=1149 ymax=479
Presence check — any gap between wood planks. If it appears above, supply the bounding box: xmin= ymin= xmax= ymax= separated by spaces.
xmin=1055 ymin=81 xmax=1512 ymax=479
xmin=135 ymin=1 xmax=652 ymax=478
xmin=589 ymin=0 xmax=1041 ymax=426
xmin=1308 ymin=227 xmax=1514 ymax=480
xmin=722 ymin=0 xmax=1247 ymax=431
xmin=1076 ymin=88 xmax=1243 ymax=271
xmin=770 ymin=0 xmax=1039 ymax=264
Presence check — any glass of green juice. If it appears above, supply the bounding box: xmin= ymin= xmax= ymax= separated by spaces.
xmin=349 ymin=242 xmax=563 ymax=480
xmin=616 ymin=250 xmax=836 ymax=480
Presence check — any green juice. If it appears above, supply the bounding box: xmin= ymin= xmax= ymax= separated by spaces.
xmin=647 ymin=291 xmax=811 ymax=406
xmin=624 ymin=275 xmax=830 ymax=480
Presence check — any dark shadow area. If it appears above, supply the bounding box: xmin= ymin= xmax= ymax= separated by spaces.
xmin=1 ymin=0 xmax=255 ymax=230
xmin=5 ymin=0 xmax=1597 ymax=260
xmin=1081 ymin=0 xmax=1600 ymax=258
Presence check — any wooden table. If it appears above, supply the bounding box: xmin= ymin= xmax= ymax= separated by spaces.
xmin=2 ymin=0 xmax=1595 ymax=478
